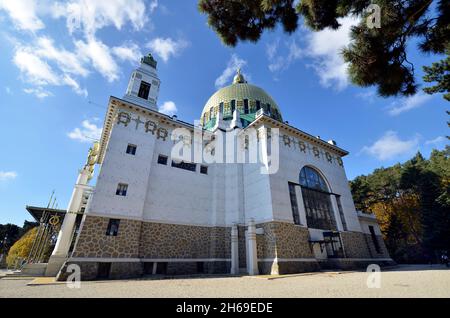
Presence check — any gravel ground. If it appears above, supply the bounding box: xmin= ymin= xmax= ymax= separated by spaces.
xmin=0 ymin=265 xmax=449 ymax=298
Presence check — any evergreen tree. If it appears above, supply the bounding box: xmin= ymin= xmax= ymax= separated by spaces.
xmin=199 ymin=0 xmax=450 ymax=100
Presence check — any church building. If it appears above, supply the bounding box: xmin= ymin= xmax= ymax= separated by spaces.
xmin=46 ymin=54 xmax=393 ymax=280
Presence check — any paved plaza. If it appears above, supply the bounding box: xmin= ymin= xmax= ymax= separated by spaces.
xmin=0 ymin=265 xmax=449 ymax=298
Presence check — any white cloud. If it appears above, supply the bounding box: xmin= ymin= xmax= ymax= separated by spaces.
xmin=75 ymin=37 xmax=119 ymax=82
xmin=355 ymin=90 xmax=377 ymax=103
xmin=304 ymin=16 xmax=359 ymax=90
xmin=362 ymin=131 xmax=419 ymax=161
xmin=146 ymin=37 xmax=189 ymax=63
xmin=35 ymin=37 xmax=89 ymax=77
xmin=266 ymin=38 xmax=304 ymax=74
xmin=24 ymin=87 xmax=53 ymax=99
xmin=68 ymin=119 xmax=102 ymax=143
xmin=387 ymin=93 xmax=433 ymax=116
xmin=51 ymin=0 xmax=148 ymax=37
xmin=159 ymin=101 xmax=178 ymax=116
xmin=13 ymin=40 xmax=88 ymax=97
xmin=425 ymin=136 xmax=447 ymax=146
xmin=13 ymin=48 xmax=59 ymax=86
xmin=215 ymin=54 xmax=248 ymax=88
xmin=0 ymin=0 xmax=44 ymax=31
xmin=0 ymin=171 xmax=17 ymax=181
xmin=4 ymin=0 xmax=160 ymax=98
xmin=112 ymin=42 xmax=142 ymax=64
xmin=62 ymin=75 xmax=88 ymax=97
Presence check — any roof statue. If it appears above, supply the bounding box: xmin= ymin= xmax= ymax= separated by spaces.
xmin=141 ymin=53 xmax=158 ymax=69
xmin=233 ymin=68 xmax=247 ymax=84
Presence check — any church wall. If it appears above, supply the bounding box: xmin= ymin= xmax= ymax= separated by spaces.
xmin=142 ymin=126 xmax=215 ymax=225
xmin=242 ymin=163 xmax=274 ymax=223
xmin=269 ymin=132 xmax=362 ymax=232
xmin=88 ymin=111 xmax=156 ymax=220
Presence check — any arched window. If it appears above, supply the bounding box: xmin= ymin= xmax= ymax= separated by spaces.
xmin=299 ymin=167 xmax=337 ymax=230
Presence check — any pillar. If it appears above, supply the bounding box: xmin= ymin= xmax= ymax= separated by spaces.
xmin=45 ymin=167 xmax=90 ymax=276
xmin=230 ymin=224 xmax=239 ymax=275
xmin=247 ymin=219 xmax=259 ymax=275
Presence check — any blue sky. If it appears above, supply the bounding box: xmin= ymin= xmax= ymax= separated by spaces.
xmin=0 ymin=1 xmax=447 ymax=226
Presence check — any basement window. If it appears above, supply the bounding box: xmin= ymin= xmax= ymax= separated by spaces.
xmin=106 ymin=219 xmax=120 ymax=236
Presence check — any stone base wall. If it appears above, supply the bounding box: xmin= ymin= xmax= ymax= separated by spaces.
xmin=340 ymin=231 xmax=390 ymax=259
xmin=58 ymin=216 xmax=393 ymax=280
xmin=72 ymin=216 xmax=141 ymax=258
xmin=57 ymin=260 xmax=230 ymax=281
xmin=72 ymin=215 xmax=231 ymax=260
xmin=256 ymin=222 xmax=314 ymax=259
xmin=138 ymin=222 xmax=230 ymax=259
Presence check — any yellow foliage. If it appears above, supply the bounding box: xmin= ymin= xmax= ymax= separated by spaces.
xmin=371 ymin=193 xmax=422 ymax=245
xmin=6 ymin=227 xmax=37 ymax=268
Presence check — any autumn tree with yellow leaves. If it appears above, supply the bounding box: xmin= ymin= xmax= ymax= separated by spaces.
xmin=351 ymin=148 xmax=450 ymax=263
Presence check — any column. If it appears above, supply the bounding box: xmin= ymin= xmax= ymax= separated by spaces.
xmin=330 ymin=195 xmax=344 ymax=232
xmin=230 ymin=224 xmax=239 ymax=275
xmin=247 ymin=219 xmax=259 ymax=275
xmin=45 ymin=167 xmax=90 ymax=276
xmin=52 ymin=167 xmax=90 ymax=257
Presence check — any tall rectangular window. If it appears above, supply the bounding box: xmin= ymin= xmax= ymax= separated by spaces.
xmin=244 ymin=99 xmax=249 ymax=114
xmin=106 ymin=219 xmax=120 ymax=236
xmin=126 ymin=144 xmax=137 ymax=155
xmin=301 ymin=187 xmax=337 ymax=231
xmin=138 ymin=81 xmax=151 ymax=99
xmin=256 ymin=100 xmax=261 ymax=111
xmin=369 ymin=225 xmax=381 ymax=254
xmin=115 ymin=183 xmax=128 ymax=196
xmin=231 ymin=100 xmax=236 ymax=113
xmin=289 ymin=183 xmax=301 ymax=225
xmin=336 ymin=195 xmax=348 ymax=231
xmin=219 ymin=102 xmax=224 ymax=114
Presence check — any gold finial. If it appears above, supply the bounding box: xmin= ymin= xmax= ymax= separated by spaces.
xmin=233 ymin=68 xmax=246 ymax=84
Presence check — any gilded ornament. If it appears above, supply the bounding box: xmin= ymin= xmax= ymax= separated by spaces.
xmin=298 ymin=141 xmax=307 ymax=153
xmin=313 ymin=147 xmax=320 ymax=158
xmin=145 ymin=120 xmax=157 ymax=134
xmin=283 ymin=135 xmax=291 ymax=147
xmin=117 ymin=112 xmax=131 ymax=127
xmin=157 ymin=127 xmax=168 ymax=141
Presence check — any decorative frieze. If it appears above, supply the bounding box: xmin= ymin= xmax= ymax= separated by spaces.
xmin=117 ymin=111 xmax=169 ymax=141
xmin=281 ymin=134 xmax=344 ymax=167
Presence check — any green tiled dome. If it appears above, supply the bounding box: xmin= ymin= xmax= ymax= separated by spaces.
xmin=201 ymin=70 xmax=283 ymax=128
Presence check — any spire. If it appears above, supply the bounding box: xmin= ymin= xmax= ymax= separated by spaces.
xmin=233 ymin=68 xmax=247 ymax=84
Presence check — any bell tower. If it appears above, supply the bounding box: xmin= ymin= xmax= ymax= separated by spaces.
xmin=123 ymin=53 xmax=160 ymax=110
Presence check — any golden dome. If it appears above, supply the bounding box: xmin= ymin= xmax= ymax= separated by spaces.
xmin=201 ymin=70 xmax=283 ymax=129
